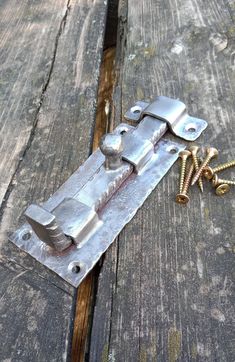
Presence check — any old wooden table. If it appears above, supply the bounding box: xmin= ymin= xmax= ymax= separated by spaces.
xmin=0 ymin=0 xmax=234 ymax=361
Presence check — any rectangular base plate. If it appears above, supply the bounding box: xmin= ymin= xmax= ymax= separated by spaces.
xmin=10 ymin=128 xmax=185 ymax=287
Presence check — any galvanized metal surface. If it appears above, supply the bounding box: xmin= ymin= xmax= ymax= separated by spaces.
xmin=124 ymin=96 xmax=207 ymax=141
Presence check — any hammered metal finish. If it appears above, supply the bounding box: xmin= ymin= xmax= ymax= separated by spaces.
xmin=10 ymin=125 xmax=185 ymax=286
xmin=9 ymin=96 xmax=208 ymax=287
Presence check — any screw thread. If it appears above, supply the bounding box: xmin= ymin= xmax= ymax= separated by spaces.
xmin=182 ymin=163 xmax=194 ymax=194
xmin=179 ymin=159 xmax=187 ymax=193
xmin=192 ymin=154 xmax=204 ymax=192
xmin=217 ymin=178 xmax=235 ymax=186
xmin=191 ymin=153 xmax=211 ymax=185
xmin=213 ymin=160 xmax=235 ymax=173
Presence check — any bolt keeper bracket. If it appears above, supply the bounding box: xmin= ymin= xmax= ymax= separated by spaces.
xmin=10 ymin=96 xmax=207 ymax=287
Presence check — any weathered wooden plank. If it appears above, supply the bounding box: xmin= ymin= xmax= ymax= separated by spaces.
xmin=0 ymin=0 xmax=69 ymax=207
xmin=0 ymin=0 xmax=108 ymax=360
xmin=90 ymin=0 xmax=235 ymax=361
xmin=0 ymin=255 xmax=74 ymax=361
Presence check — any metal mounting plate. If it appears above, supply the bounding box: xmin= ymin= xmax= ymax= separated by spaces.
xmin=10 ymin=123 xmax=185 ymax=287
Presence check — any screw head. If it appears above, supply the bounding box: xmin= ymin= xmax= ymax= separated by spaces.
xmin=189 ymin=145 xmax=199 ymax=155
xmin=207 ymin=147 xmax=218 ymax=158
xmin=203 ymin=166 xmax=214 ymax=180
xmin=215 ymin=183 xmax=230 ymax=196
xmin=175 ymin=193 xmax=190 ymax=204
xmin=212 ymin=174 xmax=219 ymax=187
xmin=179 ymin=150 xmax=191 ymax=159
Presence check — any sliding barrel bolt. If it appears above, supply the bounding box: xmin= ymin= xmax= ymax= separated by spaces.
xmin=191 ymin=147 xmax=218 ymax=186
xmin=178 ymin=150 xmax=191 ymax=193
xmin=204 ymin=159 xmax=235 ymax=180
xmin=176 ymin=162 xmax=194 ymax=204
xmin=189 ymin=145 xmax=204 ymax=192
xmin=100 ymin=133 xmax=124 ymax=170
xmin=212 ymin=174 xmax=235 ymax=196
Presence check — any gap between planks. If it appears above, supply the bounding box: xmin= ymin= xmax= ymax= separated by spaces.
xmin=71 ymin=47 xmax=116 ymax=362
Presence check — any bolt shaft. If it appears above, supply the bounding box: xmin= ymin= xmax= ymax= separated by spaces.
xmin=213 ymin=160 xmax=235 ymax=173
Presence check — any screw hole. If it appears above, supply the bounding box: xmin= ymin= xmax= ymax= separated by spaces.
xmin=188 ymin=127 xmax=196 ymax=133
xmin=71 ymin=264 xmax=80 ymax=274
xmin=130 ymin=105 xmax=142 ymax=115
xmin=167 ymin=146 xmax=178 ymax=154
xmin=22 ymin=232 xmax=31 ymax=241
xmin=68 ymin=261 xmax=81 ymax=274
xmin=185 ymin=123 xmax=197 ymax=133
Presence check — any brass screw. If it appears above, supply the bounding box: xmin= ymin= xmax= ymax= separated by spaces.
xmin=178 ymin=150 xmax=191 ymax=193
xmin=189 ymin=145 xmax=204 ymax=192
xmin=176 ymin=162 xmax=194 ymax=204
xmin=215 ymin=184 xmax=230 ymax=196
xmin=212 ymin=174 xmax=235 ymax=187
xmin=204 ymin=159 xmax=235 ymax=180
xmin=191 ymin=147 xmax=218 ymax=186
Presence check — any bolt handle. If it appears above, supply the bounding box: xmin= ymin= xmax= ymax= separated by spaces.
xmin=100 ymin=133 xmax=124 ymax=170
xmin=25 ymin=204 xmax=71 ymax=252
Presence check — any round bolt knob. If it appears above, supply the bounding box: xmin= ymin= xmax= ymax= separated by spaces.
xmin=100 ymin=133 xmax=123 ymax=170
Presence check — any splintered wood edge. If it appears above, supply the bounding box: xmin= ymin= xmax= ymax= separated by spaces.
xmin=72 ymin=47 xmax=116 ymax=362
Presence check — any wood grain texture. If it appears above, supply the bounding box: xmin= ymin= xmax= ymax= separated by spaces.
xmin=0 ymin=0 xmax=68 ymax=207
xmin=90 ymin=0 xmax=235 ymax=361
xmin=0 ymin=0 xmax=108 ymax=360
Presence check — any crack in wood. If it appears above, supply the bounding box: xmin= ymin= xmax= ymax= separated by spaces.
xmin=0 ymin=0 xmax=71 ymax=219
